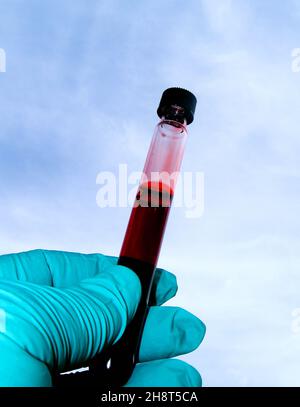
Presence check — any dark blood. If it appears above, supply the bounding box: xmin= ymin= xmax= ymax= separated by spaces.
xmin=93 ymin=181 xmax=175 ymax=385
xmin=120 ymin=181 xmax=174 ymax=267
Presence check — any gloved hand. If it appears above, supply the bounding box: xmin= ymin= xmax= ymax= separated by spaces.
xmin=0 ymin=250 xmax=205 ymax=387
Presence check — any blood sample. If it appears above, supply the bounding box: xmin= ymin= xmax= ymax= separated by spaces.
xmin=54 ymin=87 xmax=197 ymax=387
xmin=93 ymin=87 xmax=197 ymax=385
xmin=120 ymin=181 xmax=174 ymax=267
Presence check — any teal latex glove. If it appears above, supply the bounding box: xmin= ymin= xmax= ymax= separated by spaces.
xmin=0 ymin=250 xmax=205 ymax=387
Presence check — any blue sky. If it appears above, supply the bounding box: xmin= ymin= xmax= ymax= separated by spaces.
xmin=1 ymin=0 xmax=300 ymax=386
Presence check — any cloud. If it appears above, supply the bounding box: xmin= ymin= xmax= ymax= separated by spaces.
xmin=0 ymin=0 xmax=300 ymax=386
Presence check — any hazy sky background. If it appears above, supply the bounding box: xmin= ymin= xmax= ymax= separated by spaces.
xmin=1 ymin=0 xmax=300 ymax=386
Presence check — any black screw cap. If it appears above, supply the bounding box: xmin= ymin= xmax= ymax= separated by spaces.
xmin=157 ymin=87 xmax=197 ymax=125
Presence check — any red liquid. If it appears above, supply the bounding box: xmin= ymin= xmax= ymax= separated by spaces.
xmin=120 ymin=181 xmax=174 ymax=267
xmin=85 ymin=181 xmax=176 ymax=386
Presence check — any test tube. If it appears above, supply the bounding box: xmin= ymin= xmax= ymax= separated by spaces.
xmin=54 ymin=87 xmax=197 ymax=387
xmin=90 ymin=87 xmax=197 ymax=385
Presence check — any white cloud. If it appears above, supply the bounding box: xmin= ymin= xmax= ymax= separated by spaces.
xmin=0 ymin=0 xmax=300 ymax=386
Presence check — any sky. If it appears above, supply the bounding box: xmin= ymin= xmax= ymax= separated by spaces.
xmin=1 ymin=0 xmax=300 ymax=386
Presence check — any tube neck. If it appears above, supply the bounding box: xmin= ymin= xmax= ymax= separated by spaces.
xmin=161 ymin=104 xmax=187 ymax=125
